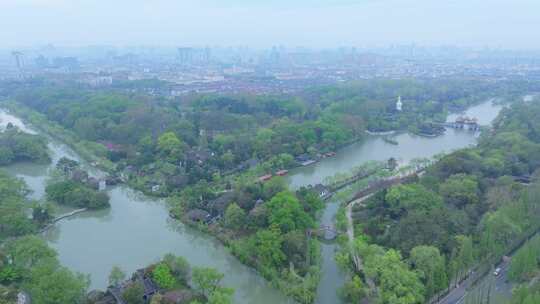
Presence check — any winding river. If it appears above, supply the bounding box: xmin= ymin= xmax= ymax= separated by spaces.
xmin=0 ymin=98 xmax=504 ymax=304
xmin=0 ymin=110 xmax=293 ymax=304
xmin=287 ymin=99 xmax=504 ymax=304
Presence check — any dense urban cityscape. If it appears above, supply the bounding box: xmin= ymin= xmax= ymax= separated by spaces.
xmin=3 ymin=46 xmax=540 ymax=96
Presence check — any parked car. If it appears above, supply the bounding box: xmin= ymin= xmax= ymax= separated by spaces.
xmin=493 ymin=267 xmax=502 ymax=276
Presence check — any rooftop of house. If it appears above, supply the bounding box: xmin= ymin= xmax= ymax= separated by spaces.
xmin=206 ymin=191 xmax=236 ymax=215
xmin=312 ymin=183 xmax=329 ymax=194
xmin=238 ymin=158 xmax=259 ymax=170
xmin=258 ymin=174 xmax=273 ymax=182
xmin=107 ymin=269 xmax=159 ymax=304
xmin=136 ymin=269 xmax=159 ymax=299
xmin=186 ymin=209 xmax=211 ymax=222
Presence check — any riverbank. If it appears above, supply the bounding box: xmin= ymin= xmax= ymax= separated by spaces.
xmin=2 ymin=102 xmax=322 ymax=301
xmin=329 ymin=96 xmax=538 ymax=304
xmin=286 ymin=97 xmax=507 ymax=303
xmin=0 ymin=109 xmax=294 ymax=304
xmin=1 ymin=102 xmax=116 ymax=173
xmin=0 ymin=96 xmax=508 ymax=304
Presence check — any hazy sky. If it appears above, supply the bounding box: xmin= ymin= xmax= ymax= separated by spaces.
xmin=1 ymin=0 xmax=539 ymax=49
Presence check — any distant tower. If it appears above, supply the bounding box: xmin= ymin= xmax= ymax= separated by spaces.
xmin=11 ymin=51 xmax=24 ymax=70
xmin=178 ymin=47 xmax=193 ymax=65
xmin=203 ymin=47 xmax=211 ymax=63
xmin=396 ymin=96 xmax=403 ymax=111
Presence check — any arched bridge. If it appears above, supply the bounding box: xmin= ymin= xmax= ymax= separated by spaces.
xmin=308 ymin=225 xmax=338 ymax=241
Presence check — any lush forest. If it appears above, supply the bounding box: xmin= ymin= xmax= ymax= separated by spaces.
xmin=0 ymin=126 xmax=50 ymax=165
xmin=167 ymin=175 xmax=325 ymax=303
xmin=4 ymin=78 xmax=528 ymax=197
xmin=2 ymin=79 xmax=539 ymax=303
xmin=336 ymin=99 xmax=540 ymax=303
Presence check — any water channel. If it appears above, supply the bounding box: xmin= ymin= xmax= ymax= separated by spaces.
xmin=0 ymin=98 xmax=503 ymax=304
xmin=287 ymin=99 xmax=504 ymax=304
xmin=0 ymin=110 xmax=293 ymax=304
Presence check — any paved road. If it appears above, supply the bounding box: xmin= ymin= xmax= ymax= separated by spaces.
xmin=346 ymin=193 xmax=373 ymax=249
xmin=465 ymin=263 xmax=513 ymax=303
xmin=437 ymin=262 xmax=512 ymax=304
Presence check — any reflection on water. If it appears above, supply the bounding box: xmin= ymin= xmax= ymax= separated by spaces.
xmin=446 ymin=98 xmax=503 ymax=125
xmin=287 ymin=99 xmax=504 ymax=304
xmin=0 ymin=110 xmax=291 ymax=304
xmin=43 ymin=186 xmax=292 ymax=303
xmin=287 ymin=129 xmax=477 ymax=189
xmin=1 ymin=99 xmax=503 ymax=304
xmin=288 ymin=99 xmax=503 ymax=189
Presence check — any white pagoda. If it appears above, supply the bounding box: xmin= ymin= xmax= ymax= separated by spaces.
xmin=396 ymin=96 xmax=403 ymax=111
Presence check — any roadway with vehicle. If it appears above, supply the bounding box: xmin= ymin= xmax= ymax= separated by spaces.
xmin=437 ymin=260 xmax=512 ymax=304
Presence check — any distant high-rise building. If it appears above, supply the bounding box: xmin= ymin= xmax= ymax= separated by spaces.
xmin=11 ymin=51 xmax=24 ymax=69
xmin=269 ymin=46 xmax=280 ymax=64
xmin=178 ymin=47 xmax=211 ymax=66
xmin=203 ymin=47 xmax=211 ymax=63
xmin=178 ymin=47 xmax=194 ymax=65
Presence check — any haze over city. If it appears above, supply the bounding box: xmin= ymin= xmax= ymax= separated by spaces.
xmin=2 ymin=0 xmax=540 ymax=49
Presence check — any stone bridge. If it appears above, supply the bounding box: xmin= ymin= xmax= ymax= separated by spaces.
xmin=308 ymin=225 xmax=338 ymax=241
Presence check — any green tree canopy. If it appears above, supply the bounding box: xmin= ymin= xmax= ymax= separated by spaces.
xmin=385 ymin=184 xmax=443 ymax=216
xmin=162 ymin=253 xmax=191 ymax=283
xmin=251 ymin=226 xmax=287 ymax=271
xmin=108 ymin=265 xmax=126 ymax=287
xmin=265 ymin=191 xmax=314 ymax=233
xmin=365 ymin=249 xmax=425 ymax=304
xmin=224 ymin=203 xmax=246 ymax=230
xmin=439 ymin=174 xmax=479 ymax=207
xmin=409 ymin=245 xmax=448 ymax=299
xmin=157 ymin=132 xmax=184 ymax=161
xmin=192 ymin=267 xmax=225 ymax=298
xmin=27 ymin=261 xmax=89 ymax=304
xmin=152 ymin=263 xmax=176 ymax=290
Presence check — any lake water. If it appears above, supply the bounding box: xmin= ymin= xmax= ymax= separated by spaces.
xmin=1 ymin=98 xmax=503 ymax=304
xmin=288 ymin=99 xmax=503 ymax=189
xmin=286 ymin=99 xmax=504 ymax=304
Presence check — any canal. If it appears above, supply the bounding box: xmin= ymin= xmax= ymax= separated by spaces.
xmin=286 ymin=98 xmax=503 ymax=304
xmin=0 ymin=97 xmax=503 ymax=304
xmin=0 ymin=110 xmax=293 ymax=304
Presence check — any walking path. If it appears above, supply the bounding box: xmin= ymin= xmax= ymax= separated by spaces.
xmin=343 ymin=167 xmax=426 ymax=296
xmin=40 ymin=208 xmax=88 ymax=232
xmin=346 ymin=193 xmax=374 ymax=290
